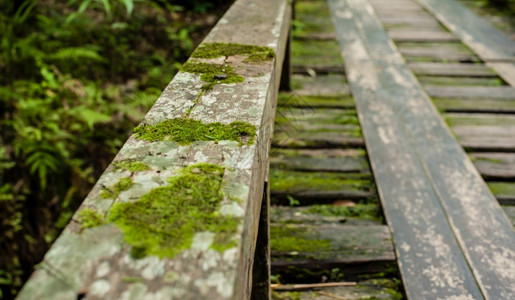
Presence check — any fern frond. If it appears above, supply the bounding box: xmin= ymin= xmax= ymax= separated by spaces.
xmin=49 ymin=47 xmax=104 ymax=62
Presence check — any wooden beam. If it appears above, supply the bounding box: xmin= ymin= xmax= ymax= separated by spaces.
xmin=16 ymin=0 xmax=291 ymax=299
xmin=415 ymin=0 xmax=515 ymax=86
xmin=329 ymin=0 xmax=515 ymax=298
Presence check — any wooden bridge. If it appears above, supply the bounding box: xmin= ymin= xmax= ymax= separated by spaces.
xmin=17 ymin=0 xmax=515 ymax=299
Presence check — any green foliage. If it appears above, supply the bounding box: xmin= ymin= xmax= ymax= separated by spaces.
xmin=0 ymin=0 xmax=229 ymax=297
xmin=134 ymin=118 xmax=257 ymax=145
xmin=107 ymin=163 xmax=239 ymax=258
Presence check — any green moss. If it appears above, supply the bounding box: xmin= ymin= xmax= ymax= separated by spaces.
xmin=122 ymin=277 xmax=143 ymax=283
xmin=488 ymin=182 xmax=515 ymax=196
xmin=272 ymin=291 xmax=303 ymax=300
xmin=292 ymin=40 xmax=342 ymax=67
xmin=306 ymin=204 xmax=381 ymax=221
xmin=101 ymin=177 xmax=134 ymax=199
xmin=77 ymin=208 xmax=105 ymax=230
xmin=417 ymin=76 xmax=503 ymax=86
xmin=113 ymin=159 xmax=150 ymax=172
xmin=181 ymin=61 xmax=244 ymax=85
xmin=192 ymin=42 xmax=275 ymax=62
xmin=278 ymin=93 xmax=355 ymax=108
xmin=107 ymin=163 xmax=239 ymax=259
xmin=134 ymin=118 xmax=256 ymax=146
xmin=270 ymin=169 xmax=373 ymax=192
xmin=270 ymin=225 xmax=333 ymax=253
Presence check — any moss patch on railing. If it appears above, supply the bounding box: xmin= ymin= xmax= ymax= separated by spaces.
xmin=77 ymin=208 xmax=106 ymax=230
xmin=192 ymin=42 xmax=275 ymax=62
xmin=134 ymin=118 xmax=256 ymax=146
xmin=106 ymin=163 xmax=239 ymax=258
xmin=100 ymin=177 xmax=134 ymax=199
xmin=113 ymin=160 xmax=150 ymax=172
xmin=181 ymin=61 xmax=245 ymax=86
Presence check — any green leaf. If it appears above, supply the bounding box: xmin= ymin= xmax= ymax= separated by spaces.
xmin=78 ymin=109 xmax=111 ymax=129
xmin=100 ymin=0 xmax=112 ymax=18
xmin=50 ymin=47 xmax=104 ymax=62
xmin=121 ymin=0 xmax=134 ymax=16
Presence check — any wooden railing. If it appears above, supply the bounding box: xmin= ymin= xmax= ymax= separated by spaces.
xmin=16 ymin=0 xmax=291 ymax=299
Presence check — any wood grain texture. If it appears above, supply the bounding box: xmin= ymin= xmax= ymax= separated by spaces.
xmin=329 ymin=0 xmax=515 ymax=299
xmin=408 ymin=62 xmax=497 ymax=77
xmin=388 ymin=30 xmax=459 ymax=42
xmin=425 ymin=86 xmax=515 ymax=99
xmin=414 ymin=0 xmax=515 ymax=86
xmin=16 ymin=0 xmax=291 ymax=299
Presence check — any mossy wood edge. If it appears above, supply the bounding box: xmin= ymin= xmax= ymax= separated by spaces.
xmin=16 ymin=0 xmax=292 ymax=299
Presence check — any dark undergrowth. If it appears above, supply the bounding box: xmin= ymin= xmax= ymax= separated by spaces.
xmin=0 ymin=0 xmax=232 ymax=298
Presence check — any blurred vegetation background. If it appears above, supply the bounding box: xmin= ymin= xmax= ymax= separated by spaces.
xmin=0 ymin=0 xmax=231 ymax=298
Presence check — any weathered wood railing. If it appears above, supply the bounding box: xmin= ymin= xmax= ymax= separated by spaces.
xmin=17 ymin=0 xmax=291 ymax=299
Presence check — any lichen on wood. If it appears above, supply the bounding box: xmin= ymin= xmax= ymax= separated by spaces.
xmin=100 ymin=177 xmax=134 ymax=199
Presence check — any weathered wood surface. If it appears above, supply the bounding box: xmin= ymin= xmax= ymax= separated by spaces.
xmin=271 ymin=223 xmax=394 ymax=262
xmin=270 ymin=205 xmax=382 ymax=226
xmin=414 ymin=0 xmax=515 ymax=86
xmin=470 ymin=152 xmax=515 ymax=180
xmin=398 ymin=43 xmax=479 ymax=62
xmin=292 ymin=74 xmax=351 ymax=96
xmin=409 ymin=62 xmax=497 ymax=77
xmin=17 ymin=0 xmax=291 ymax=299
xmin=425 ymin=85 xmax=515 ymax=99
xmin=388 ymin=30 xmax=458 ymax=42
xmin=329 ymin=0 xmax=515 ymax=299
xmin=293 ymin=65 xmax=345 ymax=75
xmin=272 ymin=279 xmax=402 ymax=300
xmin=433 ymin=97 xmax=515 ymax=113
xmin=270 ymin=223 xmax=395 ymax=282
xmin=270 ymin=169 xmax=374 ymax=204
xmin=270 ymin=148 xmax=370 ymax=173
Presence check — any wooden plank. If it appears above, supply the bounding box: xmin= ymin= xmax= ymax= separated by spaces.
xmin=398 ymin=44 xmax=479 ymax=62
xmin=451 ymin=125 xmax=515 ymax=152
xmin=278 ymin=93 xmax=355 ymax=109
xmin=490 ymin=182 xmax=515 ymax=205
xmin=292 ymin=75 xmax=351 ymax=96
xmin=329 ymin=0 xmax=515 ymax=299
xmin=270 ymin=205 xmax=383 ymax=225
xmin=502 ymin=206 xmax=515 ymax=226
xmin=433 ymin=98 xmax=515 ymax=113
xmin=425 ymin=85 xmax=515 ymax=99
xmin=271 ymin=223 xmax=395 ymax=282
xmin=388 ymin=30 xmax=459 ymax=42
xmin=272 ymin=279 xmax=403 ymax=300
xmin=418 ymin=76 xmax=504 ymax=86
xmin=378 ymin=16 xmax=441 ymax=27
xmin=270 ymin=169 xmax=374 ymax=201
xmin=293 ymin=65 xmax=345 ymax=75
xmin=470 ymin=153 xmax=515 ymax=180
xmin=270 ymin=148 xmax=370 ymax=173
xmin=16 ymin=0 xmax=291 ymax=299
xmin=273 ymin=131 xmax=364 ymax=149
xmin=415 ymin=0 xmax=515 ymax=86
xmin=408 ymin=62 xmax=497 ymax=77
